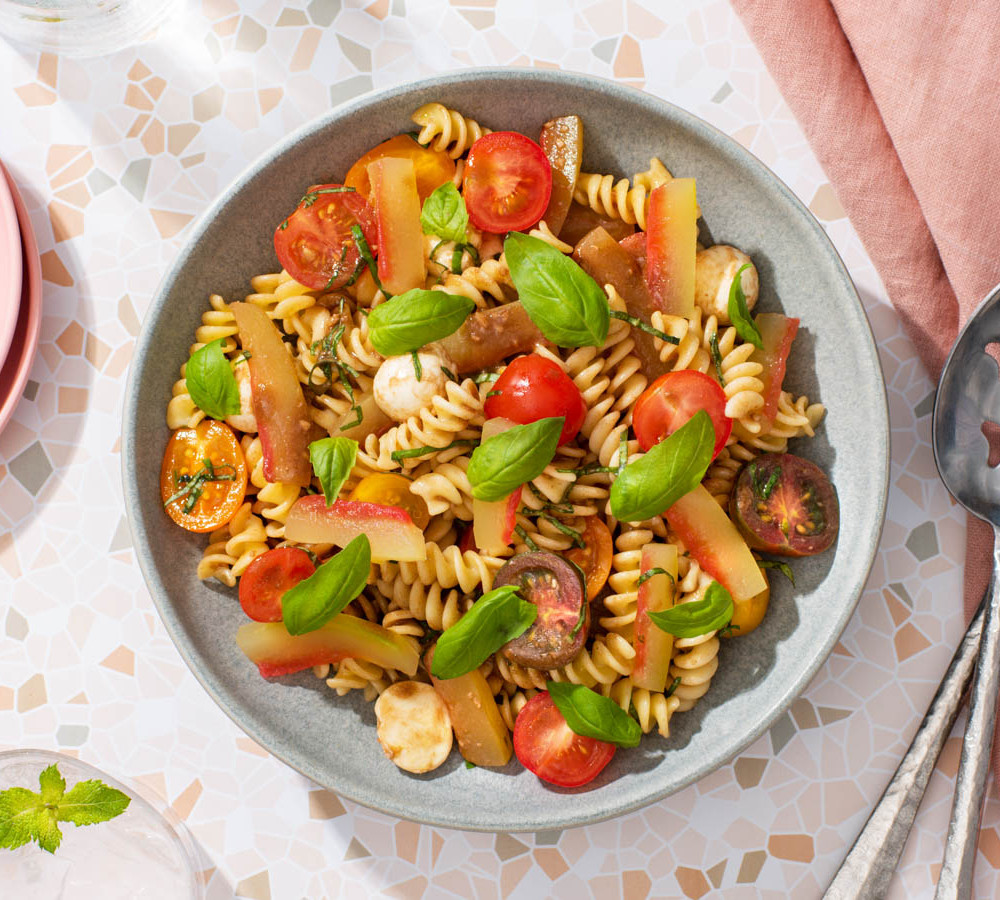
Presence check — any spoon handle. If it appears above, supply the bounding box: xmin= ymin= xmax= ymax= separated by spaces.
xmin=823 ymin=592 xmax=986 ymax=900
xmin=935 ymin=530 xmax=1000 ymax=899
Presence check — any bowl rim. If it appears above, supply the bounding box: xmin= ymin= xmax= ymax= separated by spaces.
xmin=122 ymin=66 xmax=890 ymax=830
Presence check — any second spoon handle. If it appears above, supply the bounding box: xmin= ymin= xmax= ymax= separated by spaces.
xmin=824 ymin=592 xmax=987 ymax=900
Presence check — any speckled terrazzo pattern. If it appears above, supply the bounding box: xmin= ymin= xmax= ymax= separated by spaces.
xmin=0 ymin=1 xmax=992 ymax=896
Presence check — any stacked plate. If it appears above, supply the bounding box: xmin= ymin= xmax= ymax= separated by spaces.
xmin=0 ymin=162 xmax=42 ymax=435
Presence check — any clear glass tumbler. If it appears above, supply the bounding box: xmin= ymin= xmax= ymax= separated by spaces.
xmin=0 ymin=749 xmax=205 ymax=899
xmin=0 ymin=0 xmax=179 ymax=57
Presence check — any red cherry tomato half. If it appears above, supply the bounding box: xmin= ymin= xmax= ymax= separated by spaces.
xmin=238 ymin=547 xmax=316 ymax=622
xmin=463 ymin=132 xmax=553 ymax=233
xmin=513 ymin=691 xmax=616 ymax=787
xmin=632 ymin=370 xmax=732 ymax=459
xmin=273 ymin=183 xmax=378 ymax=291
xmin=483 ymin=354 xmax=585 ymax=446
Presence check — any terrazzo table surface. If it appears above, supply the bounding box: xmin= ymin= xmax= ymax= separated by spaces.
xmin=0 ymin=1 xmax=994 ymax=897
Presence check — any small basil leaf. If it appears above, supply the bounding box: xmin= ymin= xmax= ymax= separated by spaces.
xmin=546 ymin=681 xmax=641 ymax=748
xmin=467 ymin=417 xmax=563 ymax=502
xmin=367 ymin=289 xmax=475 ymax=356
xmin=610 ymin=410 xmax=715 ymax=521
xmin=309 ymin=437 xmax=357 ymax=506
xmin=648 ymin=581 xmax=734 ymax=638
xmin=504 ymin=232 xmax=609 ymax=348
xmin=185 ymin=339 xmax=241 ymax=420
xmin=420 ymin=182 xmax=468 ymax=244
xmin=281 ymin=534 xmax=371 ymax=636
xmin=727 ymin=263 xmax=763 ymax=350
xmin=430 ymin=586 xmax=536 ymax=679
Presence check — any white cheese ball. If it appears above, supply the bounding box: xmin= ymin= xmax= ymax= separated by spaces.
xmin=694 ymin=245 xmax=759 ymax=325
xmin=374 ymin=681 xmax=453 ymax=774
xmin=373 ymin=350 xmax=451 ymax=422
xmin=224 ymin=358 xmax=257 ymax=434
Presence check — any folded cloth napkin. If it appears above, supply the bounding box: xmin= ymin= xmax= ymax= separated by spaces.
xmin=729 ymin=0 xmax=1000 ymax=771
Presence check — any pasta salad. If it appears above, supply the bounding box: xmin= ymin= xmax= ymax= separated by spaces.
xmin=159 ymin=103 xmax=839 ymax=786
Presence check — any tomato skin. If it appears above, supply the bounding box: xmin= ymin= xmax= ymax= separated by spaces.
xmin=345 ymin=134 xmax=456 ymax=202
xmin=273 ymin=184 xmax=378 ymax=291
xmin=464 ymin=132 xmax=553 ymax=233
xmin=483 ymin=354 xmax=585 ymax=446
xmin=238 ymin=548 xmax=316 ymax=623
xmin=513 ymin=691 xmax=616 ymax=787
xmin=160 ymin=420 xmax=248 ymax=533
xmin=632 ymin=370 xmax=731 ymax=460
xmin=349 ymin=472 xmax=431 ymax=530
xmin=565 ymin=517 xmax=613 ymax=600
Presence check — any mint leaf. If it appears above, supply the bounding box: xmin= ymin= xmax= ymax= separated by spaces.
xmin=367 ymin=289 xmax=475 ymax=356
xmin=504 ymin=232 xmax=609 ymax=348
xmin=467 ymin=417 xmax=563 ymax=502
xmin=186 ymin=338 xmax=241 ymax=420
xmin=0 ymin=787 xmax=45 ymax=851
xmin=727 ymin=263 xmax=763 ymax=350
xmin=309 ymin=437 xmax=357 ymax=506
xmin=57 ymin=779 xmax=131 ymax=827
xmin=430 ymin=586 xmax=536 ymax=679
xmin=420 ymin=182 xmax=468 ymax=244
xmin=546 ymin=681 xmax=641 ymax=748
xmin=282 ymin=534 xmax=372 ymax=635
xmin=610 ymin=410 xmax=715 ymax=522
xmin=38 ymin=764 xmax=65 ymax=805
xmin=35 ymin=810 xmax=62 ymax=853
xmin=648 ymin=581 xmax=734 ymax=638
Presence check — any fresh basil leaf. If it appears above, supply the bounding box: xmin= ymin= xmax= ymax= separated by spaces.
xmin=367 ymin=289 xmax=475 ymax=356
xmin=504 ymin=232 xmax=609 ymax=348
xmin=430 ymin=586 xmax=536 ymax=679
xmin=648 ymin=581 xmax=734 ymax=638
xmin=727 ymin=263 xmax=763 ymax=350
xmin=546 ymin=681 xmax=641 ymax=748
xmin=610 ymin=410 xmax=715 ymax=521
xmin=185 ymin=338 xmax=241 ymax=420
xmin=467 ymin=417 xmax=563 ymax=502
xmin=309 ymin=437 xmax=357 ymax=506
xmin=420 ymin=182 xmax=468 ymax=244
xmin=282 ymin=534 xmax=371 ymax=635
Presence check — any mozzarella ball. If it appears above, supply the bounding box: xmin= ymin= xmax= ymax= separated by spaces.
xmin=373 ymin=351 xmax=451 ymax=422
xmin=374 ymin=681 xmax=453 ymax=774
xmin=694 ymin=245 xmax=759 ymax=325
xmin=224 ymin=357 xmax=257 ymax=433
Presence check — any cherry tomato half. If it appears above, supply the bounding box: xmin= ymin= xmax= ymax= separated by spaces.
xmin=632 ymin=370 xmax=731 ymax=460
xmin=463 ymin=132 xmax=553 ymax=233
xmin=345 ymin=135 xmax=456 ymax=203
xmin=349 ymin=472 xmax=431 ymax=530
xmin=160 ymin=420 xmax=248 ymax=533
xmin=484 ymin=354 xmax=585 ymax=446
xmin=273 ymin=183 xmax=378 ymax=291
xmin=565 ymin=517 xmax=614 ymax=600
xmin=239 ymin=547 xmax=316 ymax=622
xmin=513 ymin=691 xmax=616 ymax=787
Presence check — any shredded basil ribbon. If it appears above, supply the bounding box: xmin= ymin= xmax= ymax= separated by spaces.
xmin=185 ymin=339 xmax=241 ymax=421
xmin=430 ymin=586 xmax=536 ymax=679
xmin=504 ymin=232 xmax=609 ymax=348
xmin=546 ymin=681 xmax=642 ymax=748
xmin=366 ymin=289 xmax=475 ymax=357
xmin=758 ymin=559 xmax=795 ymax=585
xmin=281 ymin=534 xmax=371 ymax=636
xmin=467 ymin=417 xmax=564 ymax=502
xmin=609 ymin=410 xmax=716 ymax=522
xmin=308 ymin=437 xmax=357 ymax=506
xmin=648 ymin=581 xmax=734 ymax=639
xmin=727 ymin=263 xmax=763 ymax=349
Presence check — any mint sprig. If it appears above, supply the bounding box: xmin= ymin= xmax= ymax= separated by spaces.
xmin=0 ymin=764 xmax=131 ymax=854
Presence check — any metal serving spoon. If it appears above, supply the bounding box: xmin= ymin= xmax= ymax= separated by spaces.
xmin=825 ymin=282 xmax=1000 ymax=899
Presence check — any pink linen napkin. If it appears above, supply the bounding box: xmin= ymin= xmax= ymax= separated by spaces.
xmin=729 ymin=0 xmax=1000 ymax=774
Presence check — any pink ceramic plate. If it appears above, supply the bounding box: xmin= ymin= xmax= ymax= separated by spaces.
xmin=0 ymin=163 xmax=42 ymax=435
xmin=0 ymin=168 xmax=21 ymax=370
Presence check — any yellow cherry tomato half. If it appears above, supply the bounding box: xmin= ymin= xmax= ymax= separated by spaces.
xmin=348 ymin=473 xmax=431 ymax=531
xmin=725 ymin=569 xmax=771 ymax=637
xmin=345 ymin=135 xmax=456 ymax=203
xmin=160 ymin=420 xmax=248 ymax=533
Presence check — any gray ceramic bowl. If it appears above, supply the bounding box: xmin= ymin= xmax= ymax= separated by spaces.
xmin=122 ymin=68 xmax=889 ymax=831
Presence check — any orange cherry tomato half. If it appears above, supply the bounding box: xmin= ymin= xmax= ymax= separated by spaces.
xmin=632 ymin=370 xmax=732 ymax=460
xmin=463 ymin=131 xmax=553 ymax=233
xmin=348 ymin=473 xmax=431 ymax=531
xmin=565 ymin=517 xmax=614 ymax=600
xmin=483 ymin=354 xmax=585 ymax=446
xmin=513 ymin=691 xmax=616 ymax=787
xmin=239 ymin=547 xmax=316 ymax=622
xmin=273 ymin=183 xmax=378 ymax=291
xmin=345 ymin=134 xmax=457 ymax=203
xmin=160 ymin=420 xmax=248 ymax=533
